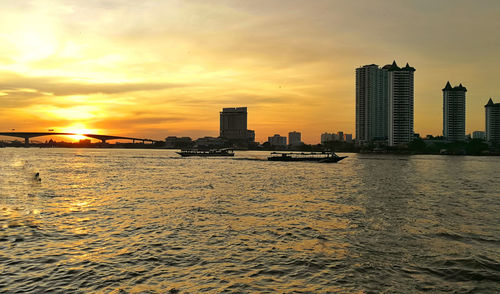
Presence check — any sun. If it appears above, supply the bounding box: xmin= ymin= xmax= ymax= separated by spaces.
xmin=60 ymin=124 xmax=100 ymax=141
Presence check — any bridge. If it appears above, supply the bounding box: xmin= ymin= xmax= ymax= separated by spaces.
xmin=0 ymin=132 xmax=163 ymax=145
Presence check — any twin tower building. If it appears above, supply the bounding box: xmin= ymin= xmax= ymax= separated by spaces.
xmin=356 ymin=61 xmax=416 ymax=146
xmin=356 ymin=61 xmax=467 ymax=146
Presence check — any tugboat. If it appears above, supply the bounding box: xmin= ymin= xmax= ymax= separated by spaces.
xmin=267 ymin=151 xmax=347 ymax=163
xmin=176 ymin=148 xmax=234 ymax=157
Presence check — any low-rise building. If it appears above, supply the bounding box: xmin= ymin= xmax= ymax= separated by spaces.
xmin=195 ymin=136 xmax=225 ymax=149
xmin=247 ymin=130 xmax=255 ymax=142
xmin=268 ymin=134 xmax=287 ymax=146
xmin=472 ymin=131 xmax=485 ymax=140
xmin=321 ymin=133 xmax=338 ymax=144
xmin=322 ymin=132 xmax=353 ymax=144
xmin=337 ymin=131 xmax=344 ymax=142
xmin=165 ymin=136 xmax=193 ymax=148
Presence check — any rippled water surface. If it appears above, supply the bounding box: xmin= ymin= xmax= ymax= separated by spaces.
xmin=0 ymin=148 xmax=499 ymax=293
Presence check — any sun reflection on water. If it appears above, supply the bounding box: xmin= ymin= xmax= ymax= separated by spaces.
xmin=0 ymin=150 xmax=499 ymax=293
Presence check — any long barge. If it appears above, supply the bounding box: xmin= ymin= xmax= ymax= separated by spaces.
xmin=267 ymin=152 xmax=347 ymax=163
xmin=176 ymin=149 xmax=234 ymax=157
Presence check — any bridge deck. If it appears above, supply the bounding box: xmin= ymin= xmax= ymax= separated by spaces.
xmin=0 ymin=132 xmax=162 ymax=144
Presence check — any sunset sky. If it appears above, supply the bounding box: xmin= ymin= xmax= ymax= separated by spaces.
xmin=1 ymin=0 xmax=499 ymax=143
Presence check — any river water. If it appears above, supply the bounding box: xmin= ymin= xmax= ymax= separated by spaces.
xmin=0 ymin=148 xmax=499 ymax=293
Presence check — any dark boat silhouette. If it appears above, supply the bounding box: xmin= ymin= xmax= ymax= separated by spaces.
xmin=267 ymin=152 xmax=347 ymax=163
xmin=176 ymin=148 xmax=234 ymax=157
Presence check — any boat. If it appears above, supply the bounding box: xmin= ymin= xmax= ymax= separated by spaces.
xmin=176 ymin=148 xmax=234 ymax=157
xmin=267 ymin=151 xmax=347 ymax=163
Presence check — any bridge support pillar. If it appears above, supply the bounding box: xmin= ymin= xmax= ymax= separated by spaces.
xmin=101 ymin=139 xmax=107 ymax=144
xmin=24 ymin=137 xmax=29 ymax=146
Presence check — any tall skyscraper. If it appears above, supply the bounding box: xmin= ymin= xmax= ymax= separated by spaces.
xmin=355 ymin=64 xmax=388 ymax=144
xmin=443 ymin=82 xmax=467 ymax=141
xmin=288 ymin=131 xmax=301 ymax=146
xmin=387 ymin=61 xmax=415 ymax=146
xmin=220 ymin=107 xmax=251 ymax=141
xmin=485 ymin=98 xmax=500 ymax=144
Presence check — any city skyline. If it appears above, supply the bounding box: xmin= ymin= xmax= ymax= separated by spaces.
xmin=1 ymin=1 xmax=500 ymax=143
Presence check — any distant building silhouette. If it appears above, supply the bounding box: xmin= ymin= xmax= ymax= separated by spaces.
xmin=321 ymin=132 xmax=351 ymax=144
xmin=321 ymin=133 xmax=337 ymax=144
xmin=220 ymin=107 xmax=255 ymax=142
xmin=79 ymin=139 xmax=91 ymax=146
xmin=337 ymin=131 xmax=344 ymax=141
xmin=247 ymin=129 xmax=255 ymax=142
xmin=355 ymin=64 xmax=388 ymax=145
xmin=268 ymin=134 xmax=287 ymax=146
xmin=387 ymin=61 xmax=415 ymax=146
xmin=194 ymin=136 xmax=225 ymax=149
xmin=288 ymin=131 xmax=302 ymax=146
xmin=165 ymin=136 xmax=193 ymax=148
xmin=485 ymin=98 xmax=500 ymax=144
xmin=443 ymin=82 xmax=467 ymax=141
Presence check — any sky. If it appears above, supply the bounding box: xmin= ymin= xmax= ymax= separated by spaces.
xmin=1 ymin=0 xmax=499 ymax=143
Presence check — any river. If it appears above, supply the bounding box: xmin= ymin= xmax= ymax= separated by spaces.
xmin=0 ymin=148 xmax=499 ymax=293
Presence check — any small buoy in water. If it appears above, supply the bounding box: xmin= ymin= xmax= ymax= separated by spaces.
xmin=34 ymin=172 xmax=41 ymax=182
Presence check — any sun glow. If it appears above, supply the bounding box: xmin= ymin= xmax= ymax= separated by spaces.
xmin=11 ymin=29 xmax=57 ymax=63
xmin=60 ymin=124 xmax=100 ymax=141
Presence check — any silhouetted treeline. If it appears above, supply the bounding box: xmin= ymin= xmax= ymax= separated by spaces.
xmin=359 ymin=138 xmax=498 ymax=156
xmin=2 ymin=137 xmax=498 ymax=156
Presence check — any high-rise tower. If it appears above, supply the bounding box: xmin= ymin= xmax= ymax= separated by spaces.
xmin=355 ymin=64 xmax=388 ymax=144
xmin=485 ymin=98 xmax=500 ymax=144
xmin=387 ymin=61 xmax=415 ymax=146
xmin=443 ymin=82 xmax=467 ymax=141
